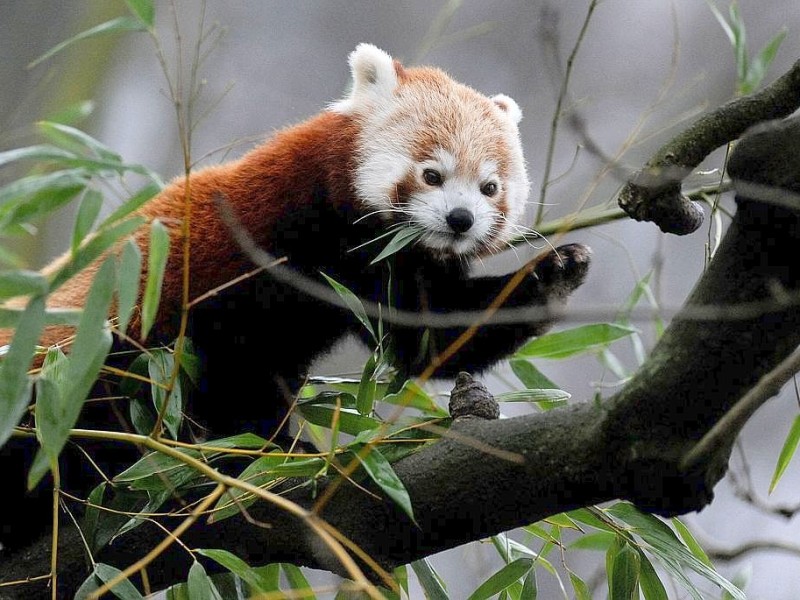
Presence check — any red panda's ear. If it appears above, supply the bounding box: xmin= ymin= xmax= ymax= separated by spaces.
xmin=491 ymin=94 xmax=523 ymax=125
xmin=331 ymin=43 xmax=398 ymax=114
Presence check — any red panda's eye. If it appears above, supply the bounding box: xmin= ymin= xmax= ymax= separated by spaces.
xmin=481 ymin=182 xmax=498 ymax=197
xmin=423 ymin=169 xmax=443 ymax=186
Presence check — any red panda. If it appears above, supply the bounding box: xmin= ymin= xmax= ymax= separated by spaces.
xmin=2 ymin=43 xmax=589 ymax=431
xmin=0 ymin=45 xmax=589 ymax=563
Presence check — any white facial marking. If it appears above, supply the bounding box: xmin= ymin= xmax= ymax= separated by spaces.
xmin=332 ymin=44 xmax=531 ymax=257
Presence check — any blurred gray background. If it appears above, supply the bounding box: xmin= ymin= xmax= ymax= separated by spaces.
xmin=2 ymin=1 xmax=800 ymax=598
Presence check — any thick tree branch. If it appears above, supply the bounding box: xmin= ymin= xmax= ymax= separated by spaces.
xmin=5 ymin=118 xmax=800 ymax=600
xmin=618 ymin=59 xmax=800 ymax=234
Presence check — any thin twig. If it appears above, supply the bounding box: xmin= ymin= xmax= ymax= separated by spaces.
xmin=536 ymin=0 xmax=599 ymax=225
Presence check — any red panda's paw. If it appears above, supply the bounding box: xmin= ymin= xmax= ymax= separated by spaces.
xmin=530 ymin=243 xmax=592 ymax=300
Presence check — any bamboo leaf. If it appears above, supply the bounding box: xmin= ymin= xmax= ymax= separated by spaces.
xmin=744 ymin=29 xmax=787 ymax=93
xmin=74 ymin=563 xmax=144 ymax=600
xmin=298 ymin=404 xmax=380 ymax=436
xmin=468 ymin=558 xmax=534 ymax=600
xmin=638 ymin=550 xmax=669 ymax=600
xmin=281 ymin=564 xmax=314 ymax=598
xmin=210 ymin=454 xmax=285 ymax=523
xmin=510 ymin=358 xmax=558 ymax=390
xmin=370 ymin=226 xmax=425 ymax=264
xmin=515 ymin=324 xmax=637 ymax=360
xmin=48 ymin=216 xmax=145 ymax=292
xmin=354 ymin=443 xmax=415 ymax=523
xmin=356 ymin=353 xmax=378 ymax=416
xmin=29 ymin=17 xmax=147 ymax=69
xmin=125 ymin=0 xmax=155 ymax=28
xmin=0 ymin=144 xmax=76 ymax=169
xmin=320 ymin=272 xmax=376 ymax=343
xmin=141 ymin=219 xmax=170 ymax=339
xmin=0 ymin=270 xmax=48 ymax=300
xmin=148 ymin=349 xmax=182 ymax=438
xmin=410 ymin=560 xmax=449 ymax=600
xmin=196 ymin=549 xmax=276 ymax=593
xmin=0 ymin=295 xmax=44 ymax=449
xmin=381 ymin=380 xmax=448 ymax=417
xmin=116 ymin=240 xmax=142 ymax=335
xmin=72 ymin=190 xmax=104 ymax=254
xmin=101 ymin=183 xmax=161 ymax=227
xmin=769 ymin=413 xmax=800 ymax=492
xmin=187 ymin=561 xmax=222 ymax=600
xmin=609 ymin=542 xmax=640 ymax=600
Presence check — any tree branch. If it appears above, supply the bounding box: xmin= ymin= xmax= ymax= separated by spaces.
xmin=618 ymin=59 xmax=800 ymax=234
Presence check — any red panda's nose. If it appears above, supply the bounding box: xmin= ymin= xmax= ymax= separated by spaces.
xmin=446 ymin=207 xmax=474 ymax=233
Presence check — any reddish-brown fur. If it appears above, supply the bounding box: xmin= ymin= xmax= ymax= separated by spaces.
xmin=0 ymin=111 xmax=359 ymax=357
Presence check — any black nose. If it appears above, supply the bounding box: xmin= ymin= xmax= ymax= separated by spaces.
xmin=446 ymin=207 xmax=474 ymax=233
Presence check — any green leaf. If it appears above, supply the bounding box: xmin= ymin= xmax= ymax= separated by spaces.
xmin=74 ymin=563 xmax=144 ymax=600
xmin=467 ymin=558 xmax=533 ymax=600
xmin=148 ymin=349 xmax=182 ymax=438
xmin=141 ymin=219 xmax=170 ymax=339
xmin=569 ymin=571 xmax=591 ymax=600
xmin=298 ymin=404 xmax=381 ymax=436
xmin=671 ymin=518 xmax=712 ymax=568
xmin=47 ymin=99 xmax=95 ymax=126
xmin=521 ymin=570 xmax=537 ymax=599
xmin=381 ymin=380 xmax=449 ymax=417
xmin=707 ymin=1 xmax=735 ymax=46
xmin=29 ymin=16 xmax=148 ymax=69
xmin=100 ymin=183 xmax=162 ymax=227
xmin=38 ymin=121 xmax=121 ymax=162
xmin=82 ymin=482 xmax=107 ymax=552
xmin=494 ymin=389 xmax=570 ymax=403
xmin=31 ymin=260 xmax=115 ymax=485
xmin=0 ymin=270 xmax=48 ymax=300
xmin=320 ymin=272 xmax=376 ymax=343
xmin=187 ymin=561 xmax=222 ymax=600
xmin=0 ymin=170 xmax=87 ymax=230
xmin=770 ymin=413 xmax=800 ymax=492
xmin=281 ymin=564 xmax=315 ymax=598
xmin=354 ymin=443 xmax=415 ymax=523
xmin=609 ymin=542 xmax=640 ymax=600
xmin=744 ymin=28 xmax=787 ymax=93
xmin=0 ymin=144 xmax=76 ymax=169
xmin=33 ymin=377 xmax=67 ymax=467
xmin=0 ymin=295 xmax=44 ymax=450
xmin=410 ymin=560 xmax=449 ymax=600
xmin=370 ymin=226 xmax=425 ymax=265
xmin=568 ymin=531 xmax=616 ymax=551
xmin=196 ymin=549 xmax=276 ymax=593
xmin=510 ymin=358 xmax=558 ymax=389
xmin=65 ymin=257 xmax=115 ymax=397
xmin=638 ymin=550 xmax=669 ymax=600
xmin=72 ymin=190 xmax=104 ymax=254
xmin=356 ymin=353 xmax=378 ymax=416
xmin=515 ymin=324 xmax=637 ymax=360
xmin=116 ymin=240 xmax=142 ymax=335
xmin=48 ymin=216 xmax=145 ymax=292
xmin=210 ymin=454 xmax=285 ymax=523
xmin=125 ymin=0 xmax=155 ymax=27
xmin=607 ymin=503 xmax=744 ymax=600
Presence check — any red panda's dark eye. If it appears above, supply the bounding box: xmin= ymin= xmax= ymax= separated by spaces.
xmin=481 ymin=182 xmax=498 ymax=197
xmin=423 ymin=169 xmax=443 ymax=186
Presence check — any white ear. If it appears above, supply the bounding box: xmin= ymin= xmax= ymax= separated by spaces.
xmin=491 ymin=94 xmax=523 ymax=125
xmin=349 ymin=43 xmax=397 ymax=96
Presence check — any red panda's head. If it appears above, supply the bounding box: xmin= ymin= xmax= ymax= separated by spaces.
xmin=331 ymin=44 xmax=530 ymax=259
